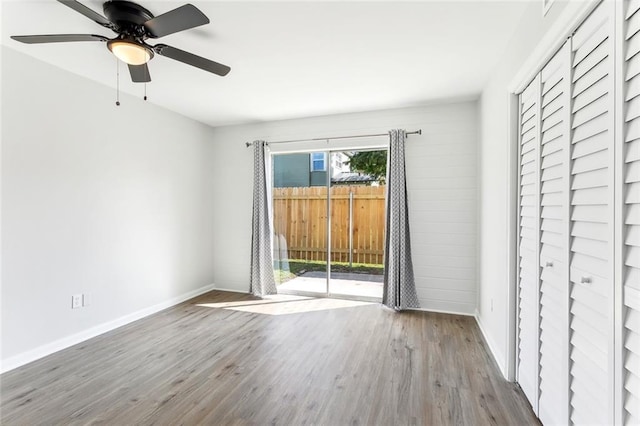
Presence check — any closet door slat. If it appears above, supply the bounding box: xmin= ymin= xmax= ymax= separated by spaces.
xmin=622 ymin=1 xmax=640 ymax=424
xmin=518 ymin=77 xmax=541 ymax=413
xmin=537 ymin=41 xmax=571 ymax=426
xmin=569 ymin=2 xmax=615 ymax=424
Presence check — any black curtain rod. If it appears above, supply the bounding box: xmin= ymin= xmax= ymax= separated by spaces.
xmin=245 ymin=129 xmax=422 ymax=147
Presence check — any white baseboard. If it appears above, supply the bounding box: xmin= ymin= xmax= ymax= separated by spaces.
xmin=0 ymin=283 xmax=217 ymax=374
xmin=212 ymin=286 xmax=250 ymax=294
xmin=410 ymin=306 xmax=475 ymax=317
xmin=474 ymin=310 xmax=508 ymax=379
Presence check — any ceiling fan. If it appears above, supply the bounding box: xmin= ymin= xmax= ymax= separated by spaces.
xmin=11 ymin=0 xmax=231 ymax=83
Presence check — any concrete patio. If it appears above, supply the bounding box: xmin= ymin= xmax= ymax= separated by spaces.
xmin=277 ymin=271 xmax=383 ymax=300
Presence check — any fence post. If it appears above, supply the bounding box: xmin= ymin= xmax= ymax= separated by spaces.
xmin=349 ymin=190 xmax=354 ymax=267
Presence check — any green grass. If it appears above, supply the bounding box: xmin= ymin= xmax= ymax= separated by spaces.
xmin=274 ymin=268 xmax=297 ymax=283
xmin=274 ymin=259 xmax=383 ymax=284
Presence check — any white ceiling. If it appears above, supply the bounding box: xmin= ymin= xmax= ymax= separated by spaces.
xmin=1 ymin=1 xmax=530 ymax=128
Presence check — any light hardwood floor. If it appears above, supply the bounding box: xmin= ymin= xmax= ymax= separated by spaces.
xmin=1 ymin=291 xmax=538 ymax=425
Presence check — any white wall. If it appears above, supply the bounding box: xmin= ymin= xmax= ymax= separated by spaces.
xmin=477 ymin=0 xmax=595 ymax=377
xmin=1 ymin=47 xmax=217 ymax=370
xmin=208 ymin=101 xmax=479 ymax=315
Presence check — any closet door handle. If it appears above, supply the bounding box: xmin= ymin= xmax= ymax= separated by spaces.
xmin=580 ymin=276 xmax=591 ymax=284
xmin=545 ymin=261 xmax=554 ymax=267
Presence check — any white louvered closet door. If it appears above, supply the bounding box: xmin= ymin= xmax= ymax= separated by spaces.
xmin=517 ymin=76 xmax=541 ymax=412
xmin=538 ymin=41 xmax=571 ymax=426
xmin=621 ymin=1 xmax=640 ymax=424
xmin=569 ymin=2 xmax=615 ymax=425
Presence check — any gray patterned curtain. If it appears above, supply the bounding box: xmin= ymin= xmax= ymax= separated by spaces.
xmin=383 ymin=130 xmax=419 ymax=310
xmin=250 ymin=140 xmax=277 ymax=297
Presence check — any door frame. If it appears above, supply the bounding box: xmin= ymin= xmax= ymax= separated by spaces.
xmin=270 ymin=145 xmax=387 ymax=302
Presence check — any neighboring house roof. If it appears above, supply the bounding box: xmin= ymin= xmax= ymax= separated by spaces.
xmin=331 ymin=172 xmax=376 ymax=184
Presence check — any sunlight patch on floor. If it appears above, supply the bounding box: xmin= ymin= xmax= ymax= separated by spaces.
xmin=197 ymin=295 xmax=374 ymax=315
xmin=196 ymin=294 xmax=311 ymax=309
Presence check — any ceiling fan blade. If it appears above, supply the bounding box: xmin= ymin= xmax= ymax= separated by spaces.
xmin=57 ymin=0 xmax=113 ymax=29
xmin=154 ymin=44 xmax=230 ymax=76
xmin=128 ymin=64 xmax=151 ymax=83
xmin=11 ymin=34 xmax=108 ymax=44
xmin=144 ymin=4 xmax=209 ymax=38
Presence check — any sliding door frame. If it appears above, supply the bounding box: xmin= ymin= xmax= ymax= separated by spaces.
xmin=271 ymin=144 xmax=387 ymax=303
xmin=324 ymin=149 xmax=332 ymax=298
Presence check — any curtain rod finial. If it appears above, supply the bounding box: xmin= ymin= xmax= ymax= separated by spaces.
xmin=246 ymin=142 xmax=252 ymax=147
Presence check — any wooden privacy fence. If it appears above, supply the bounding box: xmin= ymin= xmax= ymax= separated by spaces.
xmin=272 ymin=185 xmax=386 ymax=265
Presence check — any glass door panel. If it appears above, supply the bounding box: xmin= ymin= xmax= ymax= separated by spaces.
xmin=272 ymin=152 xmax=329 ymax=296
xmin=328 ymin=150 xmax=385 ymax=301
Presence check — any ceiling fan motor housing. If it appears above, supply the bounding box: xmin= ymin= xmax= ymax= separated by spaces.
xmin=103 ymin=0 xmax=154 ymax=38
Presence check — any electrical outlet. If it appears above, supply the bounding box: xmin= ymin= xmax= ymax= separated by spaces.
xmin=71 ymin=294 xmax=83 ymax=309
xmin=82 ymin=293 xmax=90 ymax=307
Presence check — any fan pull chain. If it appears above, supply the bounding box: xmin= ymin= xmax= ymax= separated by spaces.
xmin=115 ymin=58 xmax=121 ymax=106
xmin=144 ymin=83 xmax=147 ymax=101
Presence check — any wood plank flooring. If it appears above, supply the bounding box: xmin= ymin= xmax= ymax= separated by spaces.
xmin=1 ymin=291 xmax=539 ymax=425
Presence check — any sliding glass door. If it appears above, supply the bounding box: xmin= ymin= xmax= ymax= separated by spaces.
xmin=272 ymin=148 xmax=385 ymax=301
xmin=328 ymin=151 xmax=385 ymax=300
xmin=271 ymin=152 xmax=329 ymax=296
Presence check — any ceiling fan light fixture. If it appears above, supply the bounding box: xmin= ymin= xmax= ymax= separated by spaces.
xmin=107 ymin=39 xmax=152 ymax=65
xmin=12 ymin=0 xmax=231 ymax=81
